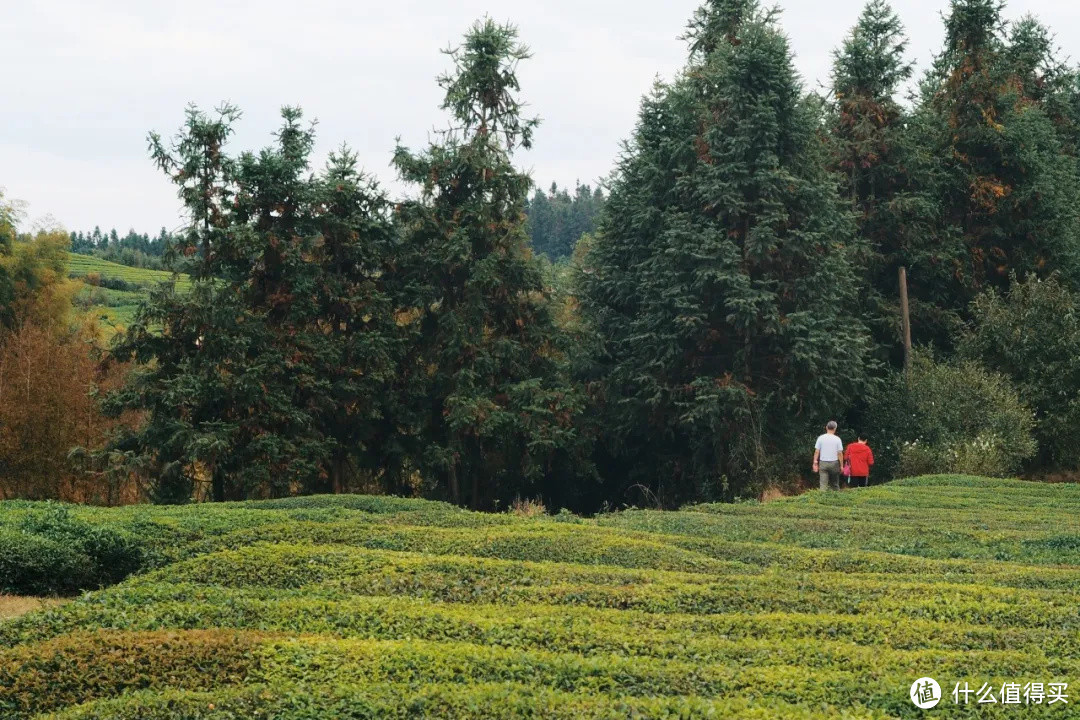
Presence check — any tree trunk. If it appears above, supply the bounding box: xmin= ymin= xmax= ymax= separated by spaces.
xmin=211 ymin=464 xmax=225 ymax=503
xmin=448 ymin=466 xmax=461 ymax=506
xmin=899 ymin=266 xmax=912 ymax=383
xmin=470 ymin=466 xmax=480 ymax=511
xmin=329 ymin=451 xmax=348 ymax=494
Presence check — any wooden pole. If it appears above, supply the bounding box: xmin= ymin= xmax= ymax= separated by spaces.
xmin=899 ymin=266 xmax=912 ymax=380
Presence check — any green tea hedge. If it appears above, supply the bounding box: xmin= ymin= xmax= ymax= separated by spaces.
xmin=3 ymin=475 xmax=1080 ymax=718
xmin=0 ymin=506 xmax=146 ymax=594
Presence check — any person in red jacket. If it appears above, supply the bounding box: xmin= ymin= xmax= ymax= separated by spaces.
xmin=846 ymin=434 xmax=874 ymax=487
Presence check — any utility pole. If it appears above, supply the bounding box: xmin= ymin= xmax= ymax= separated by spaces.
xmin=899 ymin=266 xmax=912 ymax=382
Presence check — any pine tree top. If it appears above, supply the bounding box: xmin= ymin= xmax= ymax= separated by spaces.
xmin=832 ymin=0 xmax=912 ymax=103
xmin=438 ymin=18 xmax=539 ymax=152
xmin=944 ymin=0 xmax=1005 ymax=58
xmin=684 ymin=0 xmax=768 ymax=59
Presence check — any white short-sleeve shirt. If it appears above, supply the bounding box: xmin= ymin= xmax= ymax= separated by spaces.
xmin=815 ymin=434 xmax=844 ymax=462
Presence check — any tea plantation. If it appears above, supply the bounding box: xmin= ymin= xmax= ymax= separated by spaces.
xmin=68 ymin=254 xmax=191 ymax=332
xmin=2 ymin=476 xmax=1079 ymax=718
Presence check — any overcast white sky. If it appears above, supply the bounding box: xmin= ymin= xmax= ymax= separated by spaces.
xmin=3 ymin=0 xmax=1079 ymax=234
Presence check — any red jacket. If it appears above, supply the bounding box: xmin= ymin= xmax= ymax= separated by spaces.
xmin=846 ymin=442 xmax=874 ymax=476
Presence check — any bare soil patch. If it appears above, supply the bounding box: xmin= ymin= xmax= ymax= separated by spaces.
xmin=0 ymin=595 xmax=67 ymax=620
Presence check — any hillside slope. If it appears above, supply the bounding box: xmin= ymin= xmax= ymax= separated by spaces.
xmin=68 ymin=253 xmax=190 ymax=332
xmin=2 ymin=476 xmax=1079 ymax=718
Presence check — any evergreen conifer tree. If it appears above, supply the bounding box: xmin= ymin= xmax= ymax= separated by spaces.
xmin=580 ymin=0 xmax=874 ymax=501
xmin=526 ymin=187 xmax=555 ymax=257
xmin=107 ymin=106 xmax=400 ymax=501
xmin=393 ymin=19 xmax=587 ymax=509
xmin=829 ymin=0 xmax=960 ymax=355
xmin=922 ymin=0 xmax=1080 ymax=300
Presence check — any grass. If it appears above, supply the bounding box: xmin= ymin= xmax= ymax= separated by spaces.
xmin=67 ymin=253 xmax=190 ymax=335
xmin=1 ymin=475 xmax=1079 ymax=718
xmin=0 ymin=596 xmax=65 ymax=621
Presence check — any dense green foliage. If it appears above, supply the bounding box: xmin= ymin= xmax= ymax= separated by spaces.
xmin=827 ymin=0 xmax=957 ymax=356
xmin=524 ymin=182 xmax=605 ymax=260
xmin=106 ymin=104 xmax=403 ymax=502
xmin=962 ymin=274 xmax=1080 ymax=469
xmin=916 ymin=0 xmax=1080 ymax=333
xmin=3 ymin=477 xmax=1080 ymax=717
xmin=580 ymin=0 xmax=875 ymax=503
xmin=866 ymin=354 xmax=1036 ymax=478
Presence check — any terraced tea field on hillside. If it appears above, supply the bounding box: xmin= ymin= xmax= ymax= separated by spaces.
xmin=2 ymin=476 xmax=1079 ymax=718
xmin=68 ymin=254 xmax=190 ymax=333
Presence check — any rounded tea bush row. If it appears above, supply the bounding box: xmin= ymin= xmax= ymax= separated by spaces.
xmin=0 ymin=506 xmax=146 ymax=595
xmin=3 ymin=475 xmax=1080 ymax=718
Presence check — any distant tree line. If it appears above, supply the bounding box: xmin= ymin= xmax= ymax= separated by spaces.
xmin=70 ymin=227 xmax=177 ymax=269
xmin=525 ymin=182 xmax=604 ymax=261
xmin=7 ymin=0 xmax=1080 ymax=510
xmin=78 ymin=187 xmax=605 ymax=269
xmin=85 ymin=184 xmax=607 ymax=267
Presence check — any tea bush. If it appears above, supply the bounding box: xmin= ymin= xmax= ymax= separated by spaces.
xmin=0 ymin=529 xmax=88 ymax=595
xmin=3 ymin=476 xmax=1080 ymax=718
xmin=0 ymin=505 xmax=146 ymax=594
xmin=40 ymin=684 xmax=870 ymax=720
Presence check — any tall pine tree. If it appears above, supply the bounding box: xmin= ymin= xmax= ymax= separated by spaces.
xmin=922 ymin=0 xmax=1080 ymax=303
xmin=580 ymin=0 xmax=874 ymax=502
xmin=107 ymin=106 xmax=401 ymax=501
xmin=393 ymin=19 xmax=587 ymax=509
xmin=829 ymin=0 xmax=960 ymax=355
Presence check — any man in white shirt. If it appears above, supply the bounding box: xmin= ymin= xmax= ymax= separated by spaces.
xmin=812 ymin=421 xmax=844 ymax=491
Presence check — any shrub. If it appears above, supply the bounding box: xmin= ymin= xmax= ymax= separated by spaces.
xmin=24 ymin=507 xmax=146 ymax=584
xmin=240 ymin=494 xmax=462 ymax=515
xmin=961 ymin=274 xmax=1080 ymax=469
xmin=553 ymin=508 xmax=583 ymax=524
xmin=866 ymin=354 xmax=1036 ymax=478
xmin=0 ymin=505 xmax=147 ymax=594
xmin=0 ymin=529 xmax=90 ymax=595
xmin=95 ymin=276 xmax=140 ymax=292
xmin=0 ymin=630 xmax=261 ymax=716
xmin=895 ymin=434 xmax=1009 ymax=478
